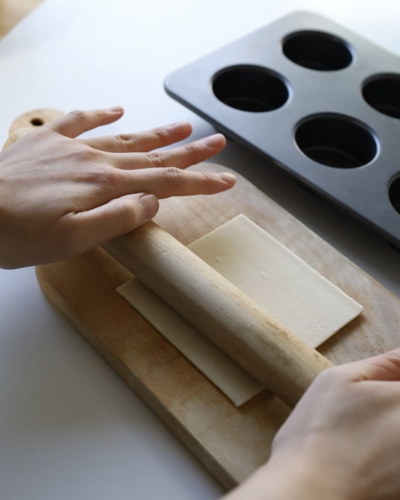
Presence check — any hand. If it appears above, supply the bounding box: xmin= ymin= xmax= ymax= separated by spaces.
xmin=224 ymin=348 xmax=400 ymax=500
xmin=0 ymin=106 xmax=235 ymax=268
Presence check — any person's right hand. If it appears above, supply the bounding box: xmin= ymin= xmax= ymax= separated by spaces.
xmin=224 ymin=347 xmax=400 ymax=500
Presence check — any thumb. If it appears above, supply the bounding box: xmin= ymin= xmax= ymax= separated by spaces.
xmin=340 ymin=347 xmax=400 ymax=382
xmin=73 ymin=192 xmax=159 ymax=250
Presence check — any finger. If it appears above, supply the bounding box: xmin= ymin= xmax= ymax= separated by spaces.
xmin=80 ymin=122 xmax=192 ymax=153
xmin=338 ymin=347 xmax=400 ymax=382
xmin=48 ymin=107 xmax=124 ymax=138
xmin=110 ymin=133 xmax=226 ymax=170
xmin=71 ymin=193 xmax=159 ymax=250
xmin=120 ymin=167 xmax=236 ymax=198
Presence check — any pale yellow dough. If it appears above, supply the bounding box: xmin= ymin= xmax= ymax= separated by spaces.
xmin=117 ymin=215 xmax=363 ymax=407
xmin=117 ymin=278 xmax=264 ymax=406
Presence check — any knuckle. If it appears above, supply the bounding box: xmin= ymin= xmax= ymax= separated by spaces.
xmin=201 ymin=172 xmax=216 ymax=185
xmin=147 ymin=151 xmax=165 ymax=168
xmin=72 ymin=147 xmax=102 ymax=164
xmin=117 ymin=134 xmax=136 ymax=149
xmin=80 ymin=166 xmax=121 ymax=194
xmin=152 ymin=127 xmax=168 ymax=142
xmin=68 ymin=109 xmax=86 ymax=120
xmin=184 ymin=142 xmax=199 ymax=155
xmin=118 ymin=200 xmax=141 ymax=233
xmin=162 ymin=167 xmax=183 ymax=188
xmin=95 ymin=109 xmax=108 ymax=120
xmin=93 ymin=167 xmax=120 ymax=188
xmin=383 ymin=349 xmax=400 ymax=369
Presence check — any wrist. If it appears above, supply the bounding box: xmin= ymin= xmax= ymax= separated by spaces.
xmin=224 ymin=454 xmax=360 ymax=500
xmin=258 ymin=455 xmax=359 ymax=500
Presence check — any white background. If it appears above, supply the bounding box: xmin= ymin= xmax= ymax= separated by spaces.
xmin=0 ymin=1 xmax=400 ymax=499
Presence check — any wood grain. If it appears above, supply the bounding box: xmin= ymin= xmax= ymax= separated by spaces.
xmin=103 ymin=220 xmax=333 ymax=408
xmin=8 ymin=108 xmax=65 ymax=134
xmin=0 ymin=0 xmax=44 ymax=38
xmin=36 ymin=162 xmax=400 ymax=489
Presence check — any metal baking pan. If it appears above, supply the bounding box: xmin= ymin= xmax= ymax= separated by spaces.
xmin=164 ymin=11 xmax=400 ymax=247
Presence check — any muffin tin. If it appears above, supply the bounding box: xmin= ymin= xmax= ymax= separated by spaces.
xmin=164 ymin=11 xmax=400 ymax=248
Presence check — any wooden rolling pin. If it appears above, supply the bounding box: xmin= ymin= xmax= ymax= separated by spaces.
xmin=103 ymin=222 xmax=333 ymax=408
xmin=5 ymin=108 xmax=333 ymax=409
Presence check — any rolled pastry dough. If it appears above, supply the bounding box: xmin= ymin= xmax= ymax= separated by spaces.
xmin=118 ymin=277 xmax=265 ymax=406
xmin=117 ymin=214 xmax=363 ymax=407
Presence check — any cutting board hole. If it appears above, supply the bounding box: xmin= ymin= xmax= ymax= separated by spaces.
xmin=295 ymin=114 xmax=378 ymax=168
xmin=212 ymin=65 xmax=290 ymax=112
xmin=282 ymin=31 xmax=353 ymax=71
xmin=363 ymin=74 xmax=400 ymax=118
xmin=30 ymin=118 xmax=44 ymax=126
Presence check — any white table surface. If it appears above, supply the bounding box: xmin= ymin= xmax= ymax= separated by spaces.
xmin=1 ymin=0 xmax=400 ymax=498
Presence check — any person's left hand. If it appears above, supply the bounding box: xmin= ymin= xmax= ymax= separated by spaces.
xmin=0 ymin=106 xmax=234 ymax=268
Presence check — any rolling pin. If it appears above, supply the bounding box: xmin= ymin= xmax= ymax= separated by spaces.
xmin=103 ymin=222 xmax=333 ymax=408
xmin=5 ymin=109 xmax=333 ymax=409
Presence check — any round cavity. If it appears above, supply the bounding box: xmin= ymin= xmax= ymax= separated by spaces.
xmin=282 ymin=31 xmax=353 ymax=71
xmin=295 ymin=114 xmax=378 ymax=168
xmin=389 ymin=176 xmax=400 ymax=214
xmin=30 ymin=118 xmax=44 ymax=126
xmin=363 ymin=74 xmax=400 ymax=119
xmin=212 ymin=65 xmax=289 ymax=112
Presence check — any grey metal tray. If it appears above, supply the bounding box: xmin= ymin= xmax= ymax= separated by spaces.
xmin=164 ymin=11 xmax=400 ymax=248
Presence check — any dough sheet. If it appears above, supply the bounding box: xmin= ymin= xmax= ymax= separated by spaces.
xmin=117 ymin=215 xmax=363 ymax=406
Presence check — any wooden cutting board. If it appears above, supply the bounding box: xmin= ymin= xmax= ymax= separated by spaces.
xmin=36 ymin=162 xmax=400 ymax=490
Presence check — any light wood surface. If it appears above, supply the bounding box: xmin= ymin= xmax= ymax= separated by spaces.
xmin=103 ymin=220 xmax=333 ymax=409
xmin=35 ymin=162 xmax=400 ymax=489
xmin=3 ymin=127 xmax=33 ymax=149
xmin=8 ymin=108 xmax=64 ymax=134
xmin=0 ymin=0 xmax=44 ymax=38
xmin=3 ymin=108 xmax=65 ymax=149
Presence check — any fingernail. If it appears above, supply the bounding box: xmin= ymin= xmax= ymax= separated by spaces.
xmin=109 ymin=106 xmax=124 ymax=113
xmin=202 ymin=134 xmax=224 ymax=147
xmin=218 ymin=172 xmax=236 ymax=184
xmin=139 ymin=193 xmax=159 ymax=220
